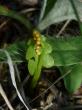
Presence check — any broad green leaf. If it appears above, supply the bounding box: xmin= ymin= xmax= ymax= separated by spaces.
xmin=0 ymin=5 xmax=32 ymax=31
xmin=28 ymin=59 xmax=38 ymax=76
xmin=26 ymin=44 xmax=36 ymax=60
xmin=43 ymin=42 xmax=52 ymax=54
xmin=42 ymin=54 xmax=54 ymax=68
xmin=45 ymin=36 xmax=82 ymax=66
xmin=38 ymin=0 xmax=82 ymax=31
xmin=61 ymin=64 xmax=82 ymax=93
xmin=41 ymin=35 xmax=46 ymax=41
xmin=51 ymin=50 xmax=82 ymax=66
xmin=47 ymin=37 xmax=82 ymax=51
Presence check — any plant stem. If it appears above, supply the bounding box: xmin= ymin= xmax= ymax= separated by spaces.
xmin=31 ymin=54 xmax=43 ymax=88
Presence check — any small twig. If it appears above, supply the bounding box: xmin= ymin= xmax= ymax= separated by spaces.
xmin=0 ymin=84 xmax=14 ymax=110
xmin=72 ymin=95 xmax=82 ymax=99
xmin=0 ymin=20 xmax=9 ymax=29
xmin=56 ymin=19 xmax=71 ymax=37
xmin=20 ymin=8 xmax=37 ymax=14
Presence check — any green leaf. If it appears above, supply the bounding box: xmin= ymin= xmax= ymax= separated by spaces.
xmin=47 ymin=37 xmax=82 ymax=51
xmin=61 ymin=64 xmax=82 ymax=93
xmin=51 ymin=50 xmax=82 ymax=66
xmin=43 ymin=42 xmax=52 ymax=54
xmin=46 ymin=36 xmax=82 ymax=66
xmin=28 ymin=59 xmax=38 ymax=76
xmin=38 ymin=0 xmax=82 ymax=31
xmin=42 ymin=54 xmax=54 ymax=68
xmin=26 ymin=44 xmax=36 ymax=60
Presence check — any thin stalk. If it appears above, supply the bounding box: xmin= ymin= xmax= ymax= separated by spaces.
xmin=0 ymin=84 xmax=14 ymax=110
